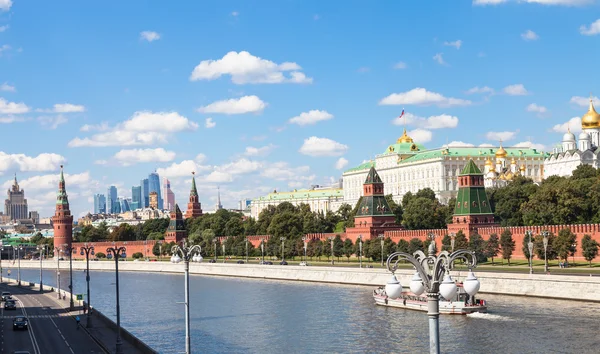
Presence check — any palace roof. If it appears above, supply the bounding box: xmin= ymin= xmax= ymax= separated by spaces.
xmin=253 ymin=188 xmax=343 ymax=202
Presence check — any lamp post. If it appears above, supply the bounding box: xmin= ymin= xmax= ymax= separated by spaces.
xmin=385 ymin=246 xmax=479 ymax=354
xmin=37 ymin=245 xmax=47 ymax=292
xmin=213 ymin=239 xmax=217 ymax=263
xmin=571 ymin=242 xmax=577 ymax=266
xmin=280 ymin=237 xmax=286 ymax=263
xmin=0 ymin=246 xmax=3 ymax=283
xmin=80 ymin=244 xmax=95 ymax=328
xmin=526 ymin=231 xmax=534 ymax=274
xmin=63 ymin=244 xmax=75 ymax=311
xmin=55 ymin=247 xmax=62 ymax=299
xmin=329 ymin=237 xmax=334 ymax=265
xmin=170 ymin=240 xmax=202 ymax=354
xmin=358 ymin=235 xmax=363 ymax=268
xmin=378 ymin=234 xmax=385 ymax=267
xmin=245 ymin=238 xmax=249 ymax=263
xmin=302 ymin=237 xmax=308 ymax=263
xmin=260 ymin=240 xmax=264 ymax=264
xmin=222 ymin=243 xmax=226 ymax=263
xmin=542 ymin=231 xmax=549 ymax=273
xmin=17 ymin=245 xmax=22 ymax=286
xmin=449 ymin=233 xmax=456 ymax=253
xmin=106 ymin=246 xmax=127 ymax=354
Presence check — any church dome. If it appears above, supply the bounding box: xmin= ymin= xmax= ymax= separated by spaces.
xmin=396 ymin=128 xmax=414 ymax=143
xmin=579 ymin=131 xmax=591 ymax=140
xmin=495 ymin=145 xmax=507 ymax=158
xmin=562 ymin=130 xmax=576 ymax=142
xmin=485 ymin=157 xmax=492 ymax=166
xmin=581 ymin=98 xmax=600 ymax=129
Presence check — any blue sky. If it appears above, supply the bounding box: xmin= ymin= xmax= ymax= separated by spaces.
xmin=0 ymin=0 xmax=599 ymax=218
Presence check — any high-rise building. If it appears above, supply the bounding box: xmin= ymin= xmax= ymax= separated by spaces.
xmin=94 ymin=194 xmax=106 ymax=214
xmin=131 ymin=186 xmax=141 ymax=210
xmin=107 ymin=186 xmax=118 ymax=214
xmin=120 ymin=198 xmax=130 ymax=212
xmin=52 ymin=165 xmax=73 ymax=250
xmin=140 ymin=178 xmax=149 ymax=208
xmin=163 ymin=178 xmax=175 ymax=211
xmin=148 ymin=172 xmax=163 ymax=210
xmin=29 ymin=211 xmax=39 ymax=224
xmin=149 ymin=191 xmax=158 ymax=209
xmin=4 ymin=174 xmax=28 ymax=221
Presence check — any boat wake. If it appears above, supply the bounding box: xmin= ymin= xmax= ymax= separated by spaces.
xmin=466 ymin=312 xmax=513 ymax=321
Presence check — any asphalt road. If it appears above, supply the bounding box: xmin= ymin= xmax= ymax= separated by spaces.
xmin=0 ymin=282 xmax=105 ymax=354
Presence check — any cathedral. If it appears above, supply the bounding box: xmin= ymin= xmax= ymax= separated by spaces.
xmin=545 ymin=97 xmax=600 ymax=177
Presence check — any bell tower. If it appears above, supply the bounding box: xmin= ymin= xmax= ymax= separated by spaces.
xmin=184 ymin=172 xmax=203 ymax=219
xmin=52 ymin=165 xmax=73 ymax=250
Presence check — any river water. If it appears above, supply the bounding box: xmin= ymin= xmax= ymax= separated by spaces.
xmin=8 ymin=266 xmax=600 ymax=354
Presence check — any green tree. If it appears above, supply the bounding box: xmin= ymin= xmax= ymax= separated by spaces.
xmin=152 ymin=242 xmax=161 ymax=257
xmin=454 ymin=231 xmax=469 ymax=250
xmin=403 ymin=197 xmax=447 ymax=230
xmin=484 ymin=233 xmax=500 ymax=264
xmin=109 ymin=223 xmax=136 ymax=241
xmin=385 ymin=194 xmax=403 ymax=224
xmin=132 ymin=252 xmax=144 ymax=259
xmin=533 ymin=232 xmax=558 ymax=261
xmin=581 ymin=234 xmax=599 ymax=266
xmin=487 ymin=176 xmax=538 ymax=226
xmin=95 ymin=252 xmax=106 ymax=259
xmin=500 ymin=229 xmax=515 ymax=265
xmin=333 ymin=235 xmax=344 ymax=261
xmin=408 ymin=238 xmax=424 ymax=254
xmin=553 ymin=228 xmax=577 ymax=262
xmin=336 ymin=204 xmax=353 ymax=222
xmin=146 ymin=231 xmax=164 ymax=240
xmin=522 ymin=232 xmax=534 ymax=261
xmin=396 ymin=239 xmax=410 ymax=253
xmin=30 ymin=232 xmax=44 ymax=245
xmin=468 ymin=233 xmax=487 ymax=263
xmin=343 ymin=238 xmax=353 ymax=262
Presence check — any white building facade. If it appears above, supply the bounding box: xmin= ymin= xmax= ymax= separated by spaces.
xmin=250 ymin=187 xmax=344 ymax=219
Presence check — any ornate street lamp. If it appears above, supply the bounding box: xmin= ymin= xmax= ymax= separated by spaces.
xmin=36 ymin=245 xmax=47 ymax=292
xmin=385 ymin=246 xmax=479 ymax=354
xmin=222 ymin=243 xmax=226 ymax=263
xmin=80 ymin=244 xmax=95 ymax=328
xmin=245 ymin=238 xmax=249 ymax=263
xmin=212 ymin=239 xmax=217 ymax=263
xmin=378 ymin=234 xmax=385 ymax=267
xmin=63 ymin=244 xmax=75 ymax=311
xmin=17 ymin=245 xmax=23 ymax=286
xmin=329 ymin=237 xmax=334 ymax=265
xmin=526 ymin=231 xmax=533 ymax=274
xmin=106 ymin=246 xmax=127 ymax=354
xmin=171 ymin=240 xmax=202 ymax=354
xmin=542 ymin=231 xmax=549 ymax=273
xmin=280 ymin=237 xmax=286 ymax=263
xmin=302 ymin=236 xmax=308 ymax=263
xmin=0 ymin=246 xmax=4 ymax=283
xmin=55 ymin=247 xmax=62 ymax=299
xmin=449 ymin=233 xmax=456 ymax=253
xmin=358 ymin=235 xmax=363 ymax=269
xmin=260 ymin=240 xmax=265 ymax=264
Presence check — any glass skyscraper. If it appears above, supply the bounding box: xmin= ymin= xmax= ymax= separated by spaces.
xmin=140 ymin=178 xmax=149 ymax=208
xmin=131 ymin=186 xmax=141 ymax=210
xmin=94 ymin=194 xmax=106 ymax=214
xmin=120 ymin=198 xmax=131 ymax=213
xmin=148 ymin=172 xmax=163 ymax=210
xmin=107 ymin=186 xmax=118 ymax=213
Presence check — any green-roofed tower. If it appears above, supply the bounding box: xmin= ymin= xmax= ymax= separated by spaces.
xmin=185 ymin=172 xmax=203 ymax=219
xmin=448 ymin=159 xmax=497 ymax=236
xmin=52 ymin=165 xmax=74 ymax=251
xmin=165 ymin=204 xmax=187 ymax=243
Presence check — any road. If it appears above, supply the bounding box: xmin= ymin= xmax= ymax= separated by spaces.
xmin=0 ymin=282 xmax=106 ymax=354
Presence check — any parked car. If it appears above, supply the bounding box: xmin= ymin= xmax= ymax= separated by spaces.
xmin=13 ymin=316 xmax=28 ymax=330
xmin=236 ymin=260 xmax=244 ymax=264
xmin=4 ymin=300 xmax=16 ymax=310
xmin=279 ymin=261 xmax=288 ymax=265
xmin=2 ymin=291 xmax=11 ymax=301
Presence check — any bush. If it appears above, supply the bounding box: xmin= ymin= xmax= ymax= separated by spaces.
xmin=132 ymin=252 xmax=144 ymax=259
xmin=95 ymin=252 xmax=106 ymax=259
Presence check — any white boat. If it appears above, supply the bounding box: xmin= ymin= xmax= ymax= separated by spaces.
xmin=373 ymin=283 xmax=488 ymax=315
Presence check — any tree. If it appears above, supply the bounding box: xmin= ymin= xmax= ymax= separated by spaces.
xmin=336 ymin=204 xmax=353 ymax=222
xmin=146 ymin=231 xmax=164 ymax=240
xmin=95 ymin=252 xmax=106 ymax=259
xmin=403 ymin=197 xmax=447 ymax=230
xmin=152 ymin=242 xmax=161 ymax=257
xmin=553 ymin=228 xmax=577 ymax=262
xmin=333 ymin=235 xmax=344 ymax=261
xmin=132 ymin=252 xmax=144 ymax=259
xmin=408 ymin=238 xmax=424 ymax=254
xmin=454 ymin=231 xmax=469 ymax=250
xmin=441 ymin=235 xmax=452 ymax=252
xmin=30 ymin=232 xmax=44 ymax=245
xmin=343 ymin=238 xmax=353 ymax=262
xmin=468 ymin=233 xmax=487 ymax=263
xmin=522 ymin=233 xmax=534 ymax=261
xmin=581 ymin=234 xmax=599 ymax=266
xmin=396 ymin=239 xmax=410 ymax=253
xmin=110 ymin=223 xmax=136 ymax=242
xmin=500 ymin=229 xmax=515 ymax=265
xmin=533 ymin=232 xmax=557 ymax=261
xmin=385 ymin=194 xmax=403 ymax=224
xmin=484 ymin=233 xmax=500 ymax=264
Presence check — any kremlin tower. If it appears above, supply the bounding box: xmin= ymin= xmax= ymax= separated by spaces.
xmin=52 ymin=165 xmax=73 ymax=251
xmin=184 ymin=172 xmax=203 ymax=219
xmin=165 ymin=204 xmax=187 ymax=243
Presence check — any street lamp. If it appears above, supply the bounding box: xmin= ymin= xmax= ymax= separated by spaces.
xmin=329 ymin=237 xmax=334 ymax=265
xmin=280 ymin=237 xmax=286 ymax=263
xmin=245 ymin=238 xmax=249 ymax=263
xmin=106 ymin=246 xmax=127 ymax=354
xmin=80 ymin=244 xmax=95 ymax=328
xmin=63 ymin=244 xmax=75 ymax=311
xmin=55 ymin=247 xmax=62 ymax=299
xmin=17 ymin=245 xmax=23 ymax=286
xmin=526 ymin=231 xmax=534 ymax=274
xmin=36 ymin=245 xmax=47 ymax=292
xmin=212 ymin=239 xmax=217 ymax=263
xmin=302 ymin=237 xmax=308 ymax=263
xmin=222 ymin=243 xmax=226 ymax=263
xmin=0 ymin=246 xmax=3 ymax=283
xmin=378 ymin=234 xmax=385 ymax=267
xmin=449 ymin=233 xmax=456 ymax=253
xmin=170 ymin=240 xmax=202 ymax=354
xmin=358 ymin=235 xmax=363 ymax=269
xmin=542 ymin=231 xmax=549 ymax=273
xmin=260 ymin=240 xmax=264 ymax=264
xmin=385 ymin=247 xmax=479 ymax=354
xmin=571 ymin=242 xmax=577 ymax=266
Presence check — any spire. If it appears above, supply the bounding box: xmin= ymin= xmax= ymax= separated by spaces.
xmin=190 ymin=172 xmax=198 ymax=197
xmin=217 ymin=186 xmax=222 ymax=209
xmin=13 ymin=173 xmax=17 ymax=186
xmin=56 ymin=165 xmax=69 ymax=206
xmin=60 ymin=165 xmax=65 ymax=184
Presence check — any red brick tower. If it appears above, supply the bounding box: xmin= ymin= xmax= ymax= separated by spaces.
xmin=52 ymin=165 xmax=73 ymax=251
xmin=184 ymin=172 xmax=203 ymax=219
xmin=165 ymin=204 xmax=187 ymax=243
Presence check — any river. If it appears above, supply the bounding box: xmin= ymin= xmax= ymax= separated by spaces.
xmin=8 ymin=267 xmax=600 ymax=353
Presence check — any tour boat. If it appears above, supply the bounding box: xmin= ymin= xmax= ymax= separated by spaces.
xmin=373 ymin=281 xmax=487 ymax=315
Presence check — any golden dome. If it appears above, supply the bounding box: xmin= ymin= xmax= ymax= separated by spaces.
xmin=485 ymin=157 xmax=493 ymax=166
xmin=499 ymin=173 xmax=506 ymax=180
xmin=510 ymin=157 xmax=517 ymax=165
xmin=397 ymin=128 xmax=414 ymax=143
xmin=582 ymin=98 xmax=600 ymax=129
xmin=495 ymin=144 xmax=507 ymax=158
xmin=520 ymin=164 xmax=526 ymax=171
xmin=506 ymin=171 xmax=514 ymax=180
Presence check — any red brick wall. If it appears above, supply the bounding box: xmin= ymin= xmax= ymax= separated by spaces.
xmin=70 ymin=241 xmax=158 ymax=259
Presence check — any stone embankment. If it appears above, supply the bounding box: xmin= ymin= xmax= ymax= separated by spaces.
xmin=14 ymin=260 xmax=600 ymax=302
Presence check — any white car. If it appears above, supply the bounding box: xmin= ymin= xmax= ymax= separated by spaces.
xmin=299 ymin=262 xmax=309 ymax=266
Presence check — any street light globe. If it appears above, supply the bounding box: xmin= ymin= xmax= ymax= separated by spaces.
xmin=439 ymin=274 xmax=457 ymax=300
xmin=463 ymin=271 xmax=480 ymax=296
xmin=171 ymin=254 xmax=182 ymax=263
xmin=385 ymin=275 xmax=403 ymax=299
xmin=409 ymin=272 xmax=425 ymax=296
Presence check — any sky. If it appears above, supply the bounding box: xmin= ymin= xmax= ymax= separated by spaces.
xmin=0 ymin=0 xmax=599 ymax=218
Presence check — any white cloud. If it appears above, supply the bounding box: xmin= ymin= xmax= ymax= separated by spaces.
xmin=205 ymin=117 xmax=216 ymax=128
xmin=216 ymin=158 xmax=262 ymax=175
xmin=197 ymin=95 xmax=267 ymax=115
xmin=69 ymin=111 xmax=197 ymax=147
xmin=514 ymin=141 xmax=546 ymax=151
xmin=526 ymin=103 xmax=547 ymax=115
xmin=2 ymin=171 xmax=91 ymax=192
xmin=473 ymin=0 xmax=508 ymax=5
xmin=444 ymin=40 xmax=462 ymax=49
xmin=244 ymin=144 xmax=276 ymax=157
xmin=299 ymin=137 xmax=349 ymax=157
xmin=157 ymin=160 xmax=211 ymax=178
xmin=394 ymin=61 xmax=407 ymax=69
xmin=503 ymin=84 xmax=529 ymax=96
xmin=570 ymin=96 xmax=599 ymax=107
xmin=80 ymin=122 xmax=110 ymax=132
xmin=261 ymin=162 xmax=314 ymax=185
xmin=521 ymin=30 xmax=539 ymax=41
xmin=479 ymin=143 xmax=494 ymax=147
xmin=0 ymin=0 xmax=12 ymax=11
xmin=195 ymin=154 xmax=207 ymax=163
xmin=94 ymin=160 xmax=107 ymax=165
xmin=190 ymin=51 xmax=313 ymax=84
xmin=0 ymin=82 xmax=15 ymax=92
xmin=433 ymin=53 xmax=447 ymax=65
xmin=0 ymin=44 xmax=10 ymax=55
xmin=393 ymin=113 xmax=459 ymax=129
xmin=485 ymin=131 xmax=518 ymax=141
xmin=38 ymin=114 xmax=68 ymax=129
xmin=0 ymin=116 xmax=25 ymax=123
xmin=466 ymin=86 xmax=495 ymax=95
xmin=551 ymin=117 xmax=582 ymax=133
xmin=140 ymin=31 xmax=161 ymax=42
xmin=205 ymin=171 xmax=234 ymax=183
xmin=289 ymin=110 xmax=333 ymax=125
xmin=0 ymin=25 xmax=8 ymax=32
xmin=335 ymin=157 xmax=348 ymax=170
xmin=580 ymin=19 xmax=600 ymax=35
xmin=447 ymin=141 xmax=475 ymax=147
xmin=380 ymin=88 xmax=472 ymax=107
xmin=0 ymin=97 xmax=29 ymax=114
xmin=0 ymin=152 xmax=66 ymax=173
xmin=111 ymin=148 xmax=176 ymax=166
xmin=408 ymin=129 xmax=432 ymax=143
xmin=53 ymin=103 xmax=85 ymax=113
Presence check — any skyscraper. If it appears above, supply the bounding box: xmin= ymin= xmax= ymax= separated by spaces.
xmin=131 ymin=186 xmax=141 ymax=210
xmin=4 ymin=174 xmax=28 ymax=221
xmin=148 ymin=172 xmax=163 ymax=210
xmin=120 ymin=198 xmax=131 ymax=212
xmin=163 ymin=178 xmax=175 ymax=211
xmin=140 ymin=178 xmax=149 ymax=208
xmin=94 ymin=194 xmax=106 ymax=214
xmin=107 ymin=186 xmax=118 ymax=214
